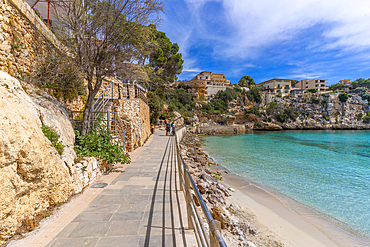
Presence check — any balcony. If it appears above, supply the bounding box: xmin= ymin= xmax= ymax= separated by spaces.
xmin=315 ymin=81 xmax=328 ymax=85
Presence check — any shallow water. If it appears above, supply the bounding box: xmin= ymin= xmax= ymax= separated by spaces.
xmin=200 ymin=130 xmax=370 ymax=237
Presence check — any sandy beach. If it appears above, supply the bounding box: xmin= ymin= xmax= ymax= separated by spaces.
xmin=216 ymin=168 xmax=370 ymax=247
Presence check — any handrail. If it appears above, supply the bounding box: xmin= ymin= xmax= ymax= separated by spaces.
xmin=174 ymin=128 xmax=227 ymax=247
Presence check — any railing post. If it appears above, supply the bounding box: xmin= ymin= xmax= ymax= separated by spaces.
xmin=114 ymin=112 xmax=117 ymax=135
xmin=124 ymin=129 xmax=126 ymax=149
xmin=184 ymin=172 xmax=194 ymax=230
xmin=177 ymin=149 xmax=183 ymax=191
xmin=209 ymin=220 xmax=221 ymax=247
xmin=107 ymin=111 xmax=110 ymax=132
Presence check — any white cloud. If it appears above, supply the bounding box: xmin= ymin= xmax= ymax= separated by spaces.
xmin=183 ymin=0 xmax=370 ymax=58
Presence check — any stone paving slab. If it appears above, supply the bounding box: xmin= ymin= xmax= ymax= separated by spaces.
xmin=41 ymin=131 xmax=197 ymax=247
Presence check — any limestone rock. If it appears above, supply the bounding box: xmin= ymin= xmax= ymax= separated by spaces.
xmin=212 ymin=205 xmax=232 ymax=229
xmin=254 ymin=122 xmax=282 ymax=131
xmin=0 ymin=71 xmax=76 ymax=240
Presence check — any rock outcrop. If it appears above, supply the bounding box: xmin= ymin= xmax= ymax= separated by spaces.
xmin=0 ymin=72 xmax=76 ymax=240
xmin=264 ymin=94 xmax=370 ymax=130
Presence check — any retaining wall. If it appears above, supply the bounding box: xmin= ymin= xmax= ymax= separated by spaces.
xmin=0 ymin=0 xmax=67 ymax=78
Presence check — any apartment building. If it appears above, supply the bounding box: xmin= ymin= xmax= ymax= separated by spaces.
xmin=294 ymin=79 xmax=328 ymax=93
xmin=259 ymin=79 xmax=292 ymax=96
xmin=339 ymin=79 xmax=352 ymax=85
xmin=179 ymin=71 xmax=232 ymax=100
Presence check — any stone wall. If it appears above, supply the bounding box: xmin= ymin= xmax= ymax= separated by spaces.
xmin=0 ymin=0 xmax=65 ymax=78
xmin=114 ymin=98 xmax=150 ymax=152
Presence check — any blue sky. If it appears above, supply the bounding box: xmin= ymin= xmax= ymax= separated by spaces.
xmin=158 ymin=0 xmax=370 ymax=85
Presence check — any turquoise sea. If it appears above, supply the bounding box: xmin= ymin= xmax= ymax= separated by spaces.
xmin=200 ymin=131 xmax=370 ymax=238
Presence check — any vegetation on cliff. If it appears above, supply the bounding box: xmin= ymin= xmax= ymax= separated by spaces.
xmin=41 ymin=125 xmax=65 ymax=155
xmin=74 ymin=121 xmax=130 ymax=165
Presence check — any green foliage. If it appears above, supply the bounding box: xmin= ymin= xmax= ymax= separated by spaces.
xmin=166 ymin=87 xmax=195 ymax=116
xmin=354 ymin=87 xmax=368 ymax=94
xmin=31 ymin=52 xmax=85 ymax=100
xmin=329 ymin=83 xmax=350 ymax=91
xmin=74 ymin=122 xmax=130 ymax=164
xmin=308 ymin=88 xmax=318 ymax=93
xmin=246 ymin=86 xmax=262 ymax=103
xmin=148 ymin=91 xmax=163 ymax=125
xmin=352 ymin=78 xmax=370 ymax=89
xmin=41 ymin=125 xmax=65 ymax=155
xmin=245 ymin=106 xmax=262 ymax=117
xmin=357 ymin=113 xmax=363 ymax=121
xmin=149 ymin=27 xmax=184 ymax=82
xmin=361 ymin=94 xmax=370 ymax=103
xmin=322 ymin=113 xmax=330 ymax=121
xmin=311 ymin=96 xmax=321 ymax=104
xmin=266 ymin=102 xmax=278 ymax=115
xmin=199 ymin=87 xmax=242 ymax=114
xmin=266 ymin=102 xmax=298 ymax=123
xmin=363 ymin=116 xmax=370 ymax=124
xmin=33 ymin=8 xmax=42 ymax=19
xmin=238 ymin=75 xmax=255 ymax=87
xmin=276 ymin=113 xmax=288 ymax=123
xmin=339 ymin=92 xmax=349 ymax=103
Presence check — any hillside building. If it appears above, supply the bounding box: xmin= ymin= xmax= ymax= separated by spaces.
xmin=259 ymin=79 xmax=293 ymax=96
xmin=292 ymin=79 xmax=328 ymax=93
xmin=339 ymin=79 xmax=352 ymax=85
xmin=179 ymin=71 xmax=232 ymax=100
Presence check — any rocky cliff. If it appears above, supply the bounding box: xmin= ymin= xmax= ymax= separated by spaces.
xmin=0 ymin=72 xmax=81 ymax=240
xmin=256 ymin=93 xmax=370 ymax=130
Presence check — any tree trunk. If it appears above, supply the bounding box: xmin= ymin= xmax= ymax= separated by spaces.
xmin=81 ymin=79 xmax=101 ymax=135
xmin=81 ymin=92 xmax=95 ymax=135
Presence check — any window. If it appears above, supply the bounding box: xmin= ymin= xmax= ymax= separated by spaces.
xmin=206 ymin=76 xmax=208 ymax=79
xmin=285 ymin=90 xmax=289 ymax=93
xmin=306 ymin=86 xmax=308 ymax=88
xmin=278 ymin=84 xmax=280 ymax=88
xmin=267 ymin=86 xmax=269 ymax=88
xmin=277 ymin=90 xmax=281 ymax=93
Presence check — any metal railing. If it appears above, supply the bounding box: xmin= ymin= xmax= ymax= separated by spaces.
xmin=174 ymin=128 xmax=227 ymax=247
xmin=92 ymin=81 xmax=114 ymax=124
xmin=71 ymin=111 xmax=117 ymax=135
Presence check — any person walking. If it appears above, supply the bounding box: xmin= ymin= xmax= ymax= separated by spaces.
xmin=166 ymin=121 xmax=171 ymax=136
xmin=171 ymin=122 xmax=175 ymax=135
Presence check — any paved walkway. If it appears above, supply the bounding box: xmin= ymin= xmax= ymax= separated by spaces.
xmin=41 ymin=131 xmax=195 ymax=247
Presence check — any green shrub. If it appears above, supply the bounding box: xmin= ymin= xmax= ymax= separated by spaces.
xmin=357 ymin=113 xmax=363 ymax=121
xmin=363 ymin=116 xmax=370 ymax=124
xmin=322 ymin=113 xmax=330 ymax=121
xmin=361 ymin=94 xmax=370 ymax=103
xmin=308 ymin=89 xmax=318 ymax=93
xmin=276 ymin=113 xmax=288 ymax=123
xmin=311 ymin=96 xmax=321 ymax=104
xmin=245 ymin=106 xmax=262 ymax=117
xmin=41 ymin=125 xmax=65 ymax=154
xmin=339 ymin=92 xmax=349 ymax=103
xmin=74 ymin=121 xmax=131 ymax=164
